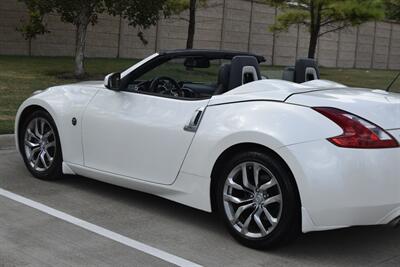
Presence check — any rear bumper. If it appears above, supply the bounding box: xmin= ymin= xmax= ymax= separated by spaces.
xmin=277 ymin=140 xmax=400 ymax=233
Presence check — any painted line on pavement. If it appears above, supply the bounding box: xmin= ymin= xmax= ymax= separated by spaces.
xmin=0 ymin=187 xmax=202 ymax=267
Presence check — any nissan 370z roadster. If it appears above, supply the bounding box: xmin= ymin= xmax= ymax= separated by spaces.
xmin=15 ymin=49 xmax=400 ymax=248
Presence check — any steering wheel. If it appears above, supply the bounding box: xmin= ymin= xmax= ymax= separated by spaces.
xmin=149 ymin=76 xmax=183 ymax=97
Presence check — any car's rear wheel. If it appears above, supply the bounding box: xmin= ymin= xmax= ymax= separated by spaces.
xmin=20 ymin=110 xmax=63 ymax=180
xmin=215 ymin=150 xmax=300 ymax=249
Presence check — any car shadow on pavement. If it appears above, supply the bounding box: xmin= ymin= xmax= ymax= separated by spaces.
xmin=57 ymin=175 xmax=223 ymax=233
xmin=56 ymin=175 xmax=400 ymax=265
xmin=276 ymin=226 xmax=400 ymax=265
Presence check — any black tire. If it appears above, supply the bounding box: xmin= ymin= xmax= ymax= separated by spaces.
xmin=19 ymin=110 xmax=63 ymax=180
xmin=215 ymin=150 xmax=300 ymax=249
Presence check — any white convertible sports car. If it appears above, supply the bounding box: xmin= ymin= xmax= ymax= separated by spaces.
xmin=15 ymin=49 xmax=400 ymax=248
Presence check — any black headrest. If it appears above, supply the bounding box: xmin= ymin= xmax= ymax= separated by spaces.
xmin=215 ymin=63 xmax=231 ymax=95
xmin=294 ymin=58 xmax=320 ymax=83
xmin=228 ymin=56 xmax=261 ymax=91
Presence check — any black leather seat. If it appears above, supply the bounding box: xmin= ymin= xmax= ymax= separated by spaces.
xmin=214 ymin=56 xmax=261 ymax=95
xmin=215 ymin=63 xmax=231 ymax=95
xmin=294 ymin=58 xmax=320 ymax=83
xmin=283 ymin=58 xmax=320 ymax=83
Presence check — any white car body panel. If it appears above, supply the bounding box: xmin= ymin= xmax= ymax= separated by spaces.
xmin=82 ymin=89 xmax=209 ymax=185
xmin=208 ymin=79 xmax=318 ymax=105
xmin=277 ymin=140 xmax=400 ymax=232
xmin=15 ymin=82 xmax=101 ymax=164
xmin=287 ymin=88 xmax=400 ymax=130
xmin=179 ymin=100 xmax=342 ymax=180
xmin=15 ymin=53 xmax=400 ymax=233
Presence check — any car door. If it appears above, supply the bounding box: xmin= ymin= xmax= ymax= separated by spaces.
xmin=82 ymin=89 xmax=209 ymax=185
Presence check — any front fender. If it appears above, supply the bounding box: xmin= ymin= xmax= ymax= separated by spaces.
xmin=15 ymin=84 xmax=100 ymax=165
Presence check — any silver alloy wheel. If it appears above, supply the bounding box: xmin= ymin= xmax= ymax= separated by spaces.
xmin=24 ymin=117 xmax=56 ymax=172
xmin=223 ymin=161 xmax=283 ymax=238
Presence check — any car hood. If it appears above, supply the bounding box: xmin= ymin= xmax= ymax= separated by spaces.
xmin=287 ymin=88 xmax=400 ymax=130
xmin=74 ymin=80 xmax=104 ymax=88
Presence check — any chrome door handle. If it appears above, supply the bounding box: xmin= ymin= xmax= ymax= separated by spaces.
xmin=184 ymin=107 xmax=205 ymax=132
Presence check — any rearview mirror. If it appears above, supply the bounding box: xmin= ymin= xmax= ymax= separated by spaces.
xmin=184 ymin=57 xmax=210 ymax=68
xmin=104 ymin=72 xmax=121 ymax=90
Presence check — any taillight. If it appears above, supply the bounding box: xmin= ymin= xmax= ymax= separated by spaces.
xmin=313 ymin=107 xmax=399 ymax=149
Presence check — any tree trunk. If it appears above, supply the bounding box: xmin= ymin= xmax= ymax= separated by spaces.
xmin=28 ymin=38 xmax=32 ymax=56
xmin=186 ymin=0 xmax=196 ymax=49
xmin=307 ymin=3 xmax=321 ymax=59
xmin=74 ymin=21 xmax=89 ymax=79
xmin=308 ymin=31 xmax=318 ymax=58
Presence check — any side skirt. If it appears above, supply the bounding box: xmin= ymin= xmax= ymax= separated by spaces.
xmin=63 ymin=162 xmax=212 ymax=212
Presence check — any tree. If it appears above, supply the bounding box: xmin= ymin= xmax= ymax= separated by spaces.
xmin=266 ymin=0 xmax=385 ymax=58
xmin=19 ymin=0 xmax=109 ymax=78
xmin=384 ymin=0 xmax=400 ymax=20
xmin=19 ymin=0 xmax=177 ymax=78
xmin=166 ymin=0 xmax=208 ymax=49
xmin=107 ymin=0 xmax=180 ymax=46
xmin=54 ymin=0 xmax=107 ymax=78
xmin=17 ymin=0 xmax=51 ymax=56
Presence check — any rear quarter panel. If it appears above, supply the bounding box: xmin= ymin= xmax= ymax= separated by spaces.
xmin=180 ymin=101 xmax=342 ymax=180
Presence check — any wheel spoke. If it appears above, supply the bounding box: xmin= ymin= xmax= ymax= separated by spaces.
xmin=25 ymin=140 xmax=39 ymax=148
xmin=262 ymin=207 xmax=278 ymax=227
xmin=40 ymin=151 xmax=48 ymax=169
xmin=231 ymin=203 xmax=255 ymax=224
xmin=224 ymin=194 xmax=252 ymax=205
xmin=27 ymin=128 xmax=40 ymax=141
xmin=241 ymin=164 xmax=254 ymax=191
xmin=43 ymin=129 xmax=53 ymax=139
xmin=28 ymin=147 xmax=40 ymax=161
xmin=227 ymin=177 xmax=245 ymax=191
xmin=227 ymin=177 xmax=253 ymax=194
xmin=241 ymin=211 xmax=255 ymax=235
xmin=40 ymin=119 xmax=45 ymax=135
xmin=33 ymin=155 xmax=40 ymax=169
xmin=254 ymin=208 xmax=268 ymax=236
xmin=45 ymin=141 xmax=55 ymax=149
xmin=34 ymin=119 xmax=42 ymax=138
xmin=40 ymin=151 xmax=49 ymax=169
xmin=45 ymin=149 xmax=53 ymax=162
xmin=253 ymin=163 xmax=261 ymax=188
xmin=262 ymin=195 xmax=282 ymax=206
xmin=259 ymin=179 xmax=277 ymax=191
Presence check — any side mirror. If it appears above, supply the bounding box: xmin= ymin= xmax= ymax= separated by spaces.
xmin=104 ymin=72 xmax=121 ymax=90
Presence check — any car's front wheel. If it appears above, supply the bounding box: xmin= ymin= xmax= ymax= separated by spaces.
xmin=19 ymin=110 xmax=63 ymax=180
xmin=216 ymin=150 xmax=300 ymax=249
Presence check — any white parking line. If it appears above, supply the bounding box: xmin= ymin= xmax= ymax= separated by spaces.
xmin=0 ymin=188 xmax=202 ymax=267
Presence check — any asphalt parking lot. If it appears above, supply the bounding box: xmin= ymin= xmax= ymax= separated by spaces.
xmin=1 ymin=135 xmax=400 ymax=267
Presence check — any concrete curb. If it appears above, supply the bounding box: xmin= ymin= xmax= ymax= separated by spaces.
xmin=0 ymin=134 xmax=15 ymax=150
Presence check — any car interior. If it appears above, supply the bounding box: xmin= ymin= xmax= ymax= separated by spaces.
xmin=125 ymin=53 xmax=320 ymax=100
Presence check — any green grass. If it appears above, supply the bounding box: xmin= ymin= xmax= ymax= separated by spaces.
xmin=1 ymin=55 xmax=399 ymax=134
xmin=0 ymin=56 xmax=135 ymax=134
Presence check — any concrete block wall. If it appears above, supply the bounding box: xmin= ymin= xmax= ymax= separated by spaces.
xmin=389 ymin=23 xmax=400 ymax=70
xmin=1 ymin=0 xmax=400 ymax=70
xmin=248 ymin=1 xmax=275 ymax=64
xmin=0 ymin=0 xmax=29 ymax=55
xmin=336 ymin=27 xmax=357 ymax=68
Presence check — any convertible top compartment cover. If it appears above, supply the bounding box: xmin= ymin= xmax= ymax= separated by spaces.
xmin=208 ymin=79 xmax=327 ymax=105
xmin=286 ymin=88 xmax=400 ymax=130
